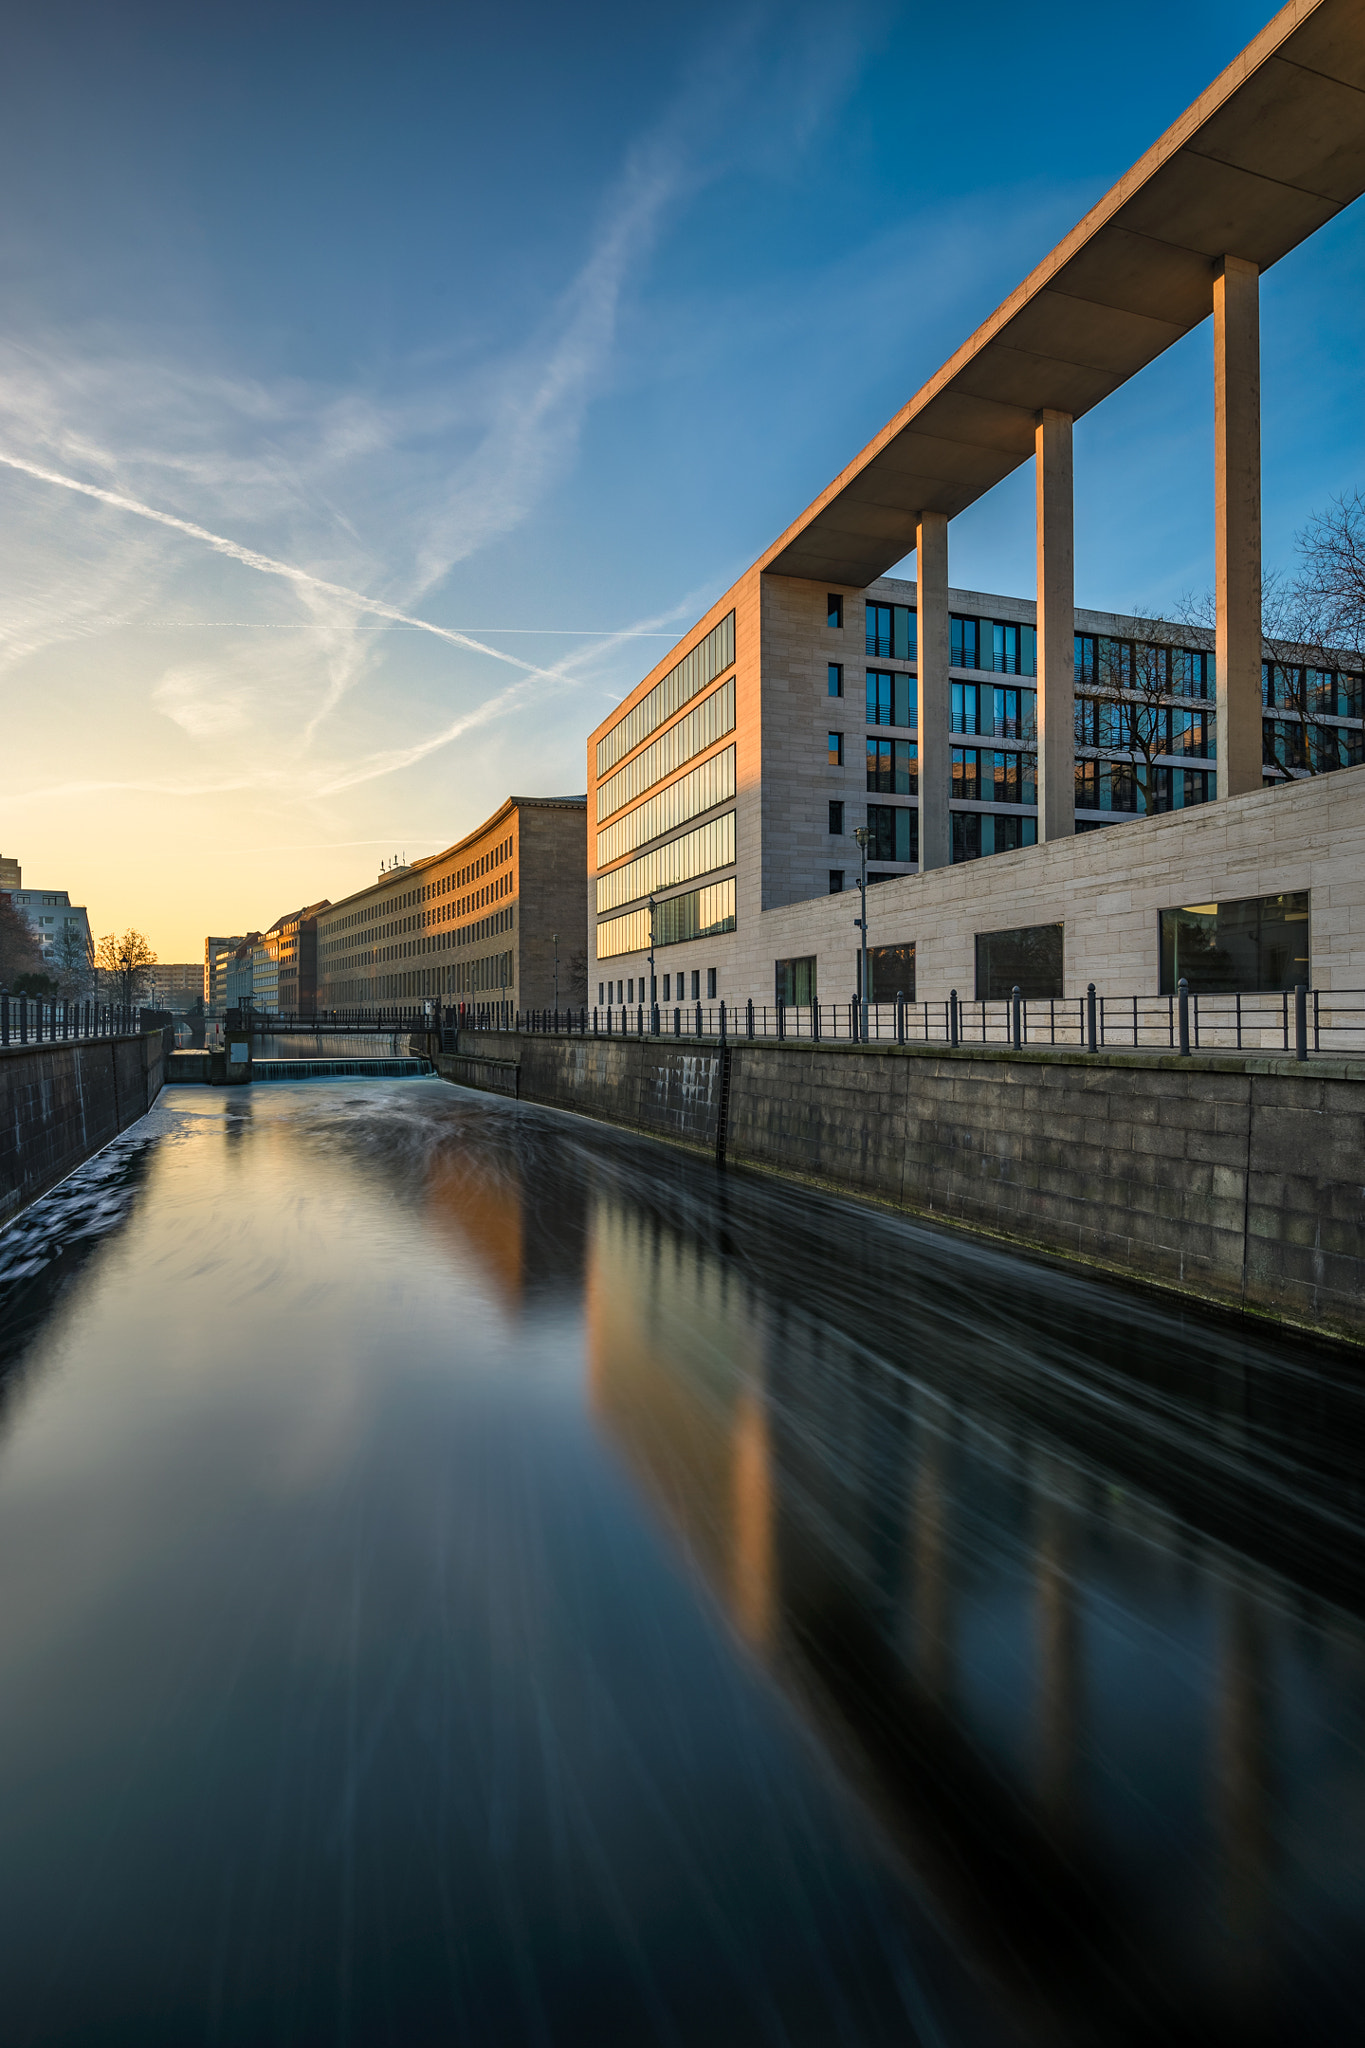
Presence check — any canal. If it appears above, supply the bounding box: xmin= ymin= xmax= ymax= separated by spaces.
xmin=0 ymin=1074 xmax=1362 ymax=2045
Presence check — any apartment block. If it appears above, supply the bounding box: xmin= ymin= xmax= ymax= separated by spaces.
xmin=316 ymin=796 xmax=587 ymax=1014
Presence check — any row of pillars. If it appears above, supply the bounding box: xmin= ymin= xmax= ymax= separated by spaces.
xmin=913 ymin=254 xmax=1261 ymax=870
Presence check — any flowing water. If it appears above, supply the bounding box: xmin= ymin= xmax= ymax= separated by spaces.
xmin=0 ymin=1075 xmax=1363 ymax=2047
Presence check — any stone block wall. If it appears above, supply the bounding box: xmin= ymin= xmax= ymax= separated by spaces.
xmin=448 ymin=1027 xmax=1365 ymax=1342
xmin=0 ymin=1031 xmax=165 ymax=1230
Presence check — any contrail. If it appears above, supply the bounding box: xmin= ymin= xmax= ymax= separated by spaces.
xmin=0 ymin=449 xmax=571 ymax=685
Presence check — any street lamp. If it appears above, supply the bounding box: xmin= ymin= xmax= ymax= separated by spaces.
xmin=853 ymin=824 xmax=870 ymax=1042
xmin=553 ymin=933 xmax=559 ymax=1012
xmin=647 ymin=893 xmax=657 ymax=1028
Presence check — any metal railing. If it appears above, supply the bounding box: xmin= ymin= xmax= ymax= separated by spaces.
xmin=0 ymin=995 xmax=146 ymax=1048
xmin=456 ymin=983 xmax=1365 ymax=1060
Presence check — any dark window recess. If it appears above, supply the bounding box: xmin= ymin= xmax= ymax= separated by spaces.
xmin=1159 ymin=892 xmax=1310 ymax=994
xmin=952 ymin=813 xmax=1038 ymax=863
xmin=706 ymin=968 xmax=717 ymax=999
xmin=690 ymin=970 xmax=701 ymax=1001
xmin=828 ymin=663 xmax=844 ymax=697
xmin=975 ymin=923 xmax=1064 ymax=1000
xmin=828 ymin=800 xmax=845 ymax=835
xmin=828 ymin=731 xmax=844 ymax=767
xmin=827 ymin=594 xmax=843 ymax=629
xmin=866 ymin=805 xmax=918 ymax=863
xmin=775 ymin=956 xmax=817 ymax=1006
xmin=857 ymin=942 xmax=915 ymax=1002
xmin=828 ymin=870 xmax=845 ymax=894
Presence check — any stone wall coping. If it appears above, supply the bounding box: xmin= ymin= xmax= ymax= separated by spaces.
xmin=457 ymin=1030 xmax=1365 ymax=1084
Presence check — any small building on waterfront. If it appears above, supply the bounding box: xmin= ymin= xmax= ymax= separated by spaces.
xmin=315 ymin=796 xmax=586 ymax=1014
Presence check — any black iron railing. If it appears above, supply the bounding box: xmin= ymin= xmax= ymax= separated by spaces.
xmin=454 ymin=983 xmax=1364 ymax=1060
xmin=0 ymin=995 xmax=146 ymax=1048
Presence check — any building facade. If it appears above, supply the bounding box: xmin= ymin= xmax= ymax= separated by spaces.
xmin=273 ymin=902 xmax=328 ymax=1016
xmin=204 ymin=936 xmax=244 ymax=1013
xmin=252 ymin=930 xmax=279 ymax=1013
xmin=146 ymin=961 xmax=207 ymax=1011
xmin=4 ymin=882 xmax=94 ymax=981
xmin=586 ymin=576 xmax=1365 ymax=1012
xmin=315 ymin=797 xmax=587 ymax=1014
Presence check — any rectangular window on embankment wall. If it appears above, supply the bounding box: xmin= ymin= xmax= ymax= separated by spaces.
xmin=975 ymin=924 xmax=1064 ymax=1001
xmin=1159 ymin=892 xmax=1310 ymax=993
xmin=775 ymin=956 xmax=816 ymax=1006
xmin=856 ymin=943 xmax=916 ymax=1003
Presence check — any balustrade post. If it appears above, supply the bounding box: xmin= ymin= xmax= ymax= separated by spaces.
xmin=746 ymin=997 xmax=754 ymax=1040
xmin=949 ymin=989 xmax=960 ymax=1049
xmin=777 ymin=1000 xmax=785 ymax=1042
xmin=1086 ymin=982 xmax=1097 ymax=1054
xmin=1 ymin=993 xmax=7 ymax=1045
xmin=719 ymin=1000 xmax=727 ymax=1043
xmin=1177 ymin=977 xmax=1191 ymax=1056
xmin=1011 ymin=985 xmax=1022 ymax=1051
xmin=1294 ymin=982 xmax=1308 ymax=1060
xmin=695 ymin=1001 xmax=702 ymax=1038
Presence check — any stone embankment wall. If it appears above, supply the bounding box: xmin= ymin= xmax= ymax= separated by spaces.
xmin=439 ymin=1030 xmax=1365 ymax=1343
xmin=0 ymin=1031 xmax=166 ymax=1230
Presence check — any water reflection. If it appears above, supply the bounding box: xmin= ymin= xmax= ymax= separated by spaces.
xmin=0 ymin=1077 xmax=1361 ymax=2045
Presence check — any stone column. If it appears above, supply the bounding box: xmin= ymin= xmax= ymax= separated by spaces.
xmin=1035 ymin=409 xmax=1075 ymax=840
xmin=1214 ymin=256 xmax=1263 ymax=799
xmin=917 ymin=510 xmax=951 ymax=872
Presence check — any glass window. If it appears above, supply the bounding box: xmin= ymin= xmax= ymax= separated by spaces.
xmin=866 ymin=804 xmax=918 ymax=863
xmin=1159 ymin=892 xmax=1310 ymax=993
xmin=893 ymin=606 xmax=916 ymax=661
xmin=828 ymin=663 xmax=843 ymax=697
xmin=859 ymin=942 xmax=915 ymax=1002
xmin=950 ymin=616 xmax=980 ymax=670
xmin=827 ymin=595 xmax=843 ymax=629
xmin=828 ymin=731 xmax=843 ymax=767
xmin=866 ymin=671 xmax=891 ymax=725
xmin=1074 ymin=633 xmax=1097 ymax=688
xmin=690 ymin=970 xmax=701 ymax=1001
xmin=991 ymin=750 xmax=1036 ymax=805
xmin=865 ymin=603 xmax=891 ymax=657
xmin=951 ymin=748 xmax=981 ymax=801
xmin=829 ymin=870 xmax=844 ymax=894
xmin=951 ymin=682 xmax=980 ymax=733
xmin=707 ymin=969 xmax=717 ymax=999
xmin=953 ymin=813 xmax=1038 ymax=862
xmin=829 ymin=800 xmax=844 ymax=835
xmin=868 ymin=671 xmax=915 ymax=728
xmin=775 ymin=956 xmax=817 ymax=1006
xmin=662 ymin=974 xmax=671 ymax=1001
xmin=975 ymin=923 xmax=1063 ymax=999
xmin=992 ymin=687 xmax=1036 ymax=740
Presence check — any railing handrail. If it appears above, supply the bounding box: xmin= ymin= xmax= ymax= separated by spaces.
xmin=449 ymin=983 xmax=1361 ymax=1060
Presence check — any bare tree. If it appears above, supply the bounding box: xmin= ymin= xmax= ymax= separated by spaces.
xmin=0 ymin=897 xmax=44 ymax=990
xmin=1177 ymin=534 xmax=1363 ymax=778
xmin=52 ymin=920 xmax=95 ymax=997
xmin=1079 ymin=611 xmax=1200 ymax=814
xmin=95 ymin=929 xmax=158 ymax=1008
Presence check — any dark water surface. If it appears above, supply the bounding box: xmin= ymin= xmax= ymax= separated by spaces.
xmin=0 ymin=1078 xmax=1363 ymax=2047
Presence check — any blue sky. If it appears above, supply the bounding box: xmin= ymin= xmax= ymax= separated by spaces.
xmin=2 ymin=0 xmax=1362 ymax=957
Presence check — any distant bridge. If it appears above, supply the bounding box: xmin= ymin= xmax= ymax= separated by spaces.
xmin=226 ymin=1009 xmax=432 ymax=1037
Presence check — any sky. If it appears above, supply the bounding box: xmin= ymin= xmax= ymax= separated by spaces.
xmin=3 ymin=0 xmax=1364 ymax=962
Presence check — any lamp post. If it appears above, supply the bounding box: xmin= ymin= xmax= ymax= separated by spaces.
xmin=853 ymin=824 xmax=870 ymax=1042
xmin=647 ymin=893 xmax=657 ymax=1027
xmin=553 ymin=933 xmax=559 ymax=1012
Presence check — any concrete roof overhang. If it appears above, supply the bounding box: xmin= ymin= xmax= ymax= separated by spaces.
xmin=761 ymin=0 xmax=1365 ymax=589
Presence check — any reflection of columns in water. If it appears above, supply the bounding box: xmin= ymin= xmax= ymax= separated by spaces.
xmin=909 ymin=1414 xmax=953 ymax=1704
xmin=730 ymin=1386 xmax=775 ymax=1653
xmin=1034 ymin=1473 xmax=1082 ymax=1831
xmin=1215 ymin=1583 xmax=1273 ymax=1967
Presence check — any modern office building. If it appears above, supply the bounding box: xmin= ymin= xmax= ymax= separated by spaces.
xmin=204 ymin=936 xmax=244 ymax=1013
xmin=251 ymin=930 xmax=279 ymax=1013
xmin=220 ymin=940 xmax=259 ymax=1012
xmin=0 ymin=854 xmax=20 ymax=891
xmin=272 ymin=902 xmax=329 ymax=1016
xmin=586 ymin=0 xmax=1365 ymax=1012
xmin=315 ymin=797 xmax=587 ymax=1013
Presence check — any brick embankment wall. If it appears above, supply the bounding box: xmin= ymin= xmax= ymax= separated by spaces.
xmin=444 ymin=1030 xmax=1365 ymax=1343
xmin=0 ymin=1030 xmax=166 ymax=1231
